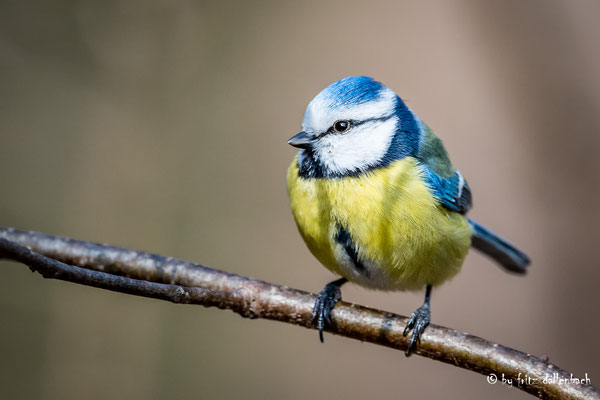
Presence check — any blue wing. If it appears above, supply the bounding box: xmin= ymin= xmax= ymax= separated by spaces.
xmin=420 ymin=166 xmax=472 ymax=214
xmin=413 ymin=121 xmax=472 ymax=214
xmin=411 ymin=121 xmax=528 ymax=270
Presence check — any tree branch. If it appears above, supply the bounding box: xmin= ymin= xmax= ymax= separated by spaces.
xmin=0 ymin=227 xmax=596 ymax=400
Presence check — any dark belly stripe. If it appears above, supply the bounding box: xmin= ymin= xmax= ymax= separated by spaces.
xmin=335 ymin=225 xmax=369 ymax=277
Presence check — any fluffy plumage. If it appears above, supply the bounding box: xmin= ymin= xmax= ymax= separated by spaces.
xmin=288 ymin=155 xmax=471 ymax=290
xmin=287 ymin=76 xmax=529 ymax=292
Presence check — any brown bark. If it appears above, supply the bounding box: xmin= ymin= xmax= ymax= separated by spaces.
xmin=0 ymin=227 xmax=597 ymax=400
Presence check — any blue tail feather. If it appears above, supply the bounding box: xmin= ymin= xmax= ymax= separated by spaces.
xmin=468 ymin=219 xmax=530 ymax=274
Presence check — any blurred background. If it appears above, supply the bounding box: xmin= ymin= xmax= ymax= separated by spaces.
xmin=1 ymin=1 xmax=599 ymax=399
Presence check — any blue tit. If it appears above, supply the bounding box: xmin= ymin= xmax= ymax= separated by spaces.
xmin=286 ymin=76 xmax=530 ymax=355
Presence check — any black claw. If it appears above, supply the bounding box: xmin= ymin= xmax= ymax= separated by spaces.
xmin=403 ymin=304 xmax=430 ymax=356
xmin=312 ymin=278 xmax=346 ymax=342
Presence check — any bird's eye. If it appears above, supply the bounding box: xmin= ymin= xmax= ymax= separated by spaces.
xmin=333 ymin=120 xmax=351 ymax=133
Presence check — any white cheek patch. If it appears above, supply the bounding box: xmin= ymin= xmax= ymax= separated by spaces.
xmin=303 ymin=89 xmax=396 ymax=135
xmin=315 ymin=117 xmax=397 ymax=175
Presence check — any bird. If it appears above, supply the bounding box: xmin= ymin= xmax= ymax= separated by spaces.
xmin=286 ymin=76 xmax=530 ymax=356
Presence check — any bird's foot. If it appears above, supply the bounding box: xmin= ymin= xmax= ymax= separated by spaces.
xmin=403 ymin=304 xmax=430 ymax=356
xmin=312 ymin=280 xmax=345 ymax=342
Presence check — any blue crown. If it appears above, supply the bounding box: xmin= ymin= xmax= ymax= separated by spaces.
xmin=322 ymin=76 xmax=386 ymax=107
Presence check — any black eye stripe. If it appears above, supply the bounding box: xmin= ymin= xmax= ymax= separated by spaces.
xmin=352 ymin=114 xmax=394 ymax=127
xmin=314 ymin=114 xmax=394 ymax=140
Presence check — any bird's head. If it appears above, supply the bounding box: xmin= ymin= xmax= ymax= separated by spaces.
xmin=288 ymin=76 xmax=420 ymax=178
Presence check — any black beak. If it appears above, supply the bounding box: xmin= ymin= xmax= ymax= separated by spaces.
xmin=287 ymin=131 xmax=313 ymax=149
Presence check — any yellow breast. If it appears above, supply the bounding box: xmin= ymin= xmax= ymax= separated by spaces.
xmin=287 ymin=155 xmax=471 ymax=291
